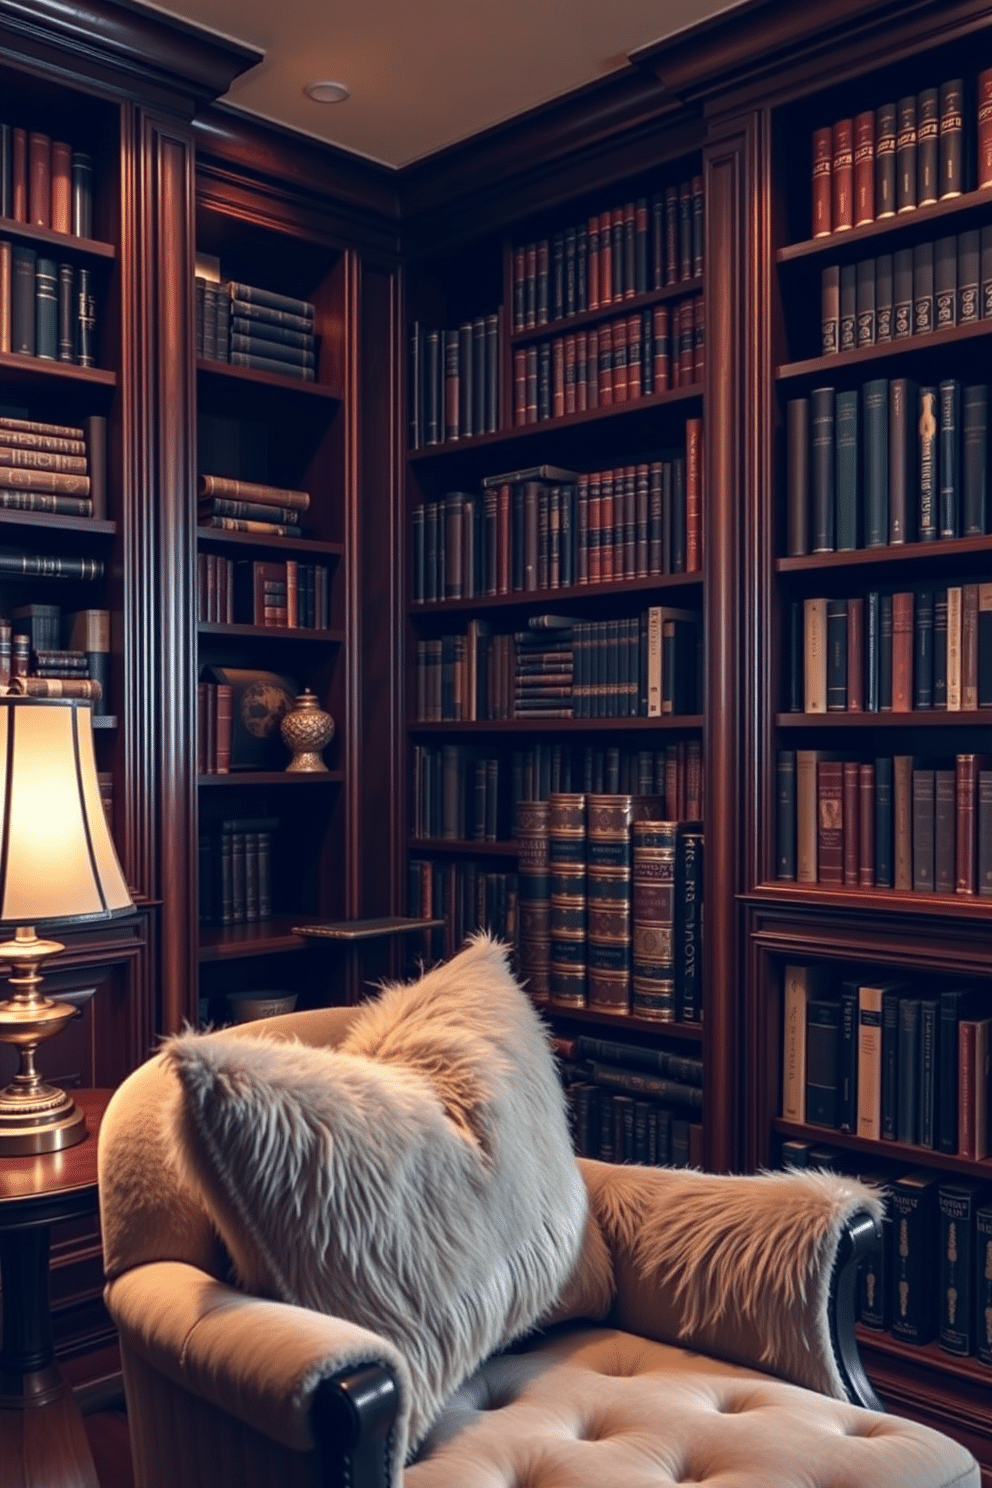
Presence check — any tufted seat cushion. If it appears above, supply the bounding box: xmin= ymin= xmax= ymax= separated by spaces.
xmin=408 ymin=1325 xmax=978 ymax=1488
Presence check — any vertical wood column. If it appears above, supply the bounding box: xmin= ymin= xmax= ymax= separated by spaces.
xmin=702 ymin=113 xmax=760 ymax=1173
xmin=131 ymin=111 xmax=198 ymax=1034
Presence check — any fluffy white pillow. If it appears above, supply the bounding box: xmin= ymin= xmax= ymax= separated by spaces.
xmin=164 ymin=933 xmax=588 ymax=1460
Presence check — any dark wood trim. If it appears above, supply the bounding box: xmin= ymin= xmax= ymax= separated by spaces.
xmin=194 ymin=105 xmax=401 ymax=264
xmin=0 ymin=0 xmax=259 ymax=115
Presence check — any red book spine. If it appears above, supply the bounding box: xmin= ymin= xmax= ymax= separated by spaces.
xmin=512 ymin=247 xmax=525 ymax=331
xmin=956 ymin=753 xmax=985 ymax=894
xmin=832 ymin=118 xmax=854 ymax=231
xmin=847 ymin=595 xmax=864 ymax=711
xmin=552 ymin=337 xmax=565 ymax=419
xmin=653 ymin=305 xmax=670 ymax=391
xmin=524 ymin=243 xmax=537 ymax=329
xmin=685 ymin=417 xmax=703 ymax=573
xmin=843 ymin=761 xmax=860 ymax=885
xmin=817 ymin=759 xmax=845 ymax=883
xmin=50 ymin=140 xmax=72 ymax=235
xmin=564 ymin=334 xmax=577 ymax=416
xmin=598 ymin=322 xmax=613 ymax=407
xmin=612 ymin=317 xmax=628 ymax=404
xmin=196 ymin=682 xmax=208 ymax=775
xmin=891 ymin=591 xmax=914 ymax=712
xmin=858 ymin=762 xmax=875 ymax=886
xmin=959 ymin=1019 xmax=977 ymax=1158
xmin=962 ymin=581 xmax=979 ymax=709
xmin=12 ymin=128 xmax=26 ymax=223
xmin=980 ymin=68 xmax=992 ymax=190
xmin=686 ymin=739 xmax=703 ymax=820
xmin=28 ymin=132 xmax=50 ymax=228
xmin=854 ymin=110 xmax=875 ymax=226
xmin=599 ymin=476 xmax=614 ymax=582
xmin=812 ymin=125 xmax=833 ymax=236
xmin=665 ymin=185 xmax=679 ymax=285
xmin=587 ymin=476 xmax=602 ymax=584
xmin=215 ymin=683 xmax=233 ymax=774
xmin=671 ymin=302 xmax=682 ymax=389
xmin=599 ymin=209 xmax=612 ymax=307
xmin=587 ymin=214 xmax=600 ymax=312
xmin=627 ymin=315 xmax=642 ymax=401
xmin=513 ymin=348 xmax=526 ymax=426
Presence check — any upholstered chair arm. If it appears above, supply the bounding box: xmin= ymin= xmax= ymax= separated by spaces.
xmin=106 ymin=1261 xmax=406 ymax=1487
xmin=575 ymin=1158 xmax=884 ymax=1405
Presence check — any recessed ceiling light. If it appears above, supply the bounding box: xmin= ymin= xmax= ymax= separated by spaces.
xmin=304 ymin=80 xmax=350 ymax=104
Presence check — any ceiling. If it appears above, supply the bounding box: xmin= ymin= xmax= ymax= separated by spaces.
xmin=136 ymin=0 xmax=747 ymax=169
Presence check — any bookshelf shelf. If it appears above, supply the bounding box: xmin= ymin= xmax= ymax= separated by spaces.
xmin=509 ymin=278 xmax=703 ymax=348
xmin=777 ymin=184 xmax=992 ymax=265
xmin=748 ymin=881 xmax=992 ymax=921
xmin=409 ymin=572 xmax=703 ymax=618
xmin=776 ymin=534 xmax=992 ymax=576
xmin=198 ymin=770 xmax=344 ymax=787
xmin=855 ymin=1327 xmax=992 ymax=1387
xmin=774 ymin=710 xmax=992 ymax=727
xmin=0 ymin=512 xmax=115 ymax=539
xmin=408 ymin=385 xmax=703 ymax=467
xmin=408 ymin=716 xmax=705 ymax=735
xmin=537 ymin=1002 xmax=704 ymax=1042
xmin=776 ymin=317 xmax=992 ymax=383
xmin=197 ymin=358 xmax=342 ymax=402
xmin=772 ymin=1116 xmax=992 ymax=1181
xmin=0 ymin=353 xmax=116 ymax=390
xmin=198 ymin=916 xmax=309 ymax=962
xmin=197 ymin=622 xmax=344 ymax=644
xmin=197 ymin=528 xmax=343 ymax=559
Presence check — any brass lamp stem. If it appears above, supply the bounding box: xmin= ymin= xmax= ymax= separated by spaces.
xmin=0 ymin=925 xmax=87 ymax=1154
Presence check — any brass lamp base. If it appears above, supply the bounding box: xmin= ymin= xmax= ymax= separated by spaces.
xmin=0 ymin=926 xmax=87 ymax=1156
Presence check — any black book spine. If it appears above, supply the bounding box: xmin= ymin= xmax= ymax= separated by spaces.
xmin=777 ymin=748 xmax=796 ymax=879
xmin=939 ymin=78 xmax=965 ymax=199
xmin=34 ymin=256 xmax=57 ymax=361
xmin=896 ymin=996 xmax=920 ymax=1143
xmin=424 ymin=330 xmax=441 ymax=445
xmin=786 ymin=397 xmax=809 ymax=556
xmin=875 ymin=102 xmax=897 ymax=217
xmin=787 ymin=597 xmax=803 ymax=713
xmin=76 ymin=265 xmax=95 ymax=368
xmin=958 ymin=228 xmax=980 ymax=323
xmin=916 ymin=87 xmax=939 ymax=206
xmin=57 ymin=262 xmax=73 ymax=363
xmin=876 ymin=252 xmax=893 ymax=341
xmin=893 ymin=246 xmax=913 ymax=339
xmin=934 ymin=234 xmax=957 ymax=329
xmin=913 ymin=241 xmax=934 ymax=335
xmin=896 ymin=95 xmax=917 ymax=212
xmin=962 ymin=383 xmax=988 ymax=536
xmin=881 ymin=987 xmax=900 ymax=1141
xmin=838 ymin=982 xmax=859 ymax=1133
xmin=11 ymin=245 xmax=35 ymax=355
xmin=914 ymin=589 xmax=934 ymax=708
xmin=889 ymin=376 xmax=916 ymax=543
xmin=821 ymin=265 xmax=839 ymax=355
xmin=0 ymin=123 xmax=9 ymax=219
xmin=939 ymin=378 xmax=960 ymax=538
xmin=70 ymin=151 xmax=92 ymax=239
xmin=866 ymin=590 xmax=880 ymax=712
xmin=933 ymin=588 xmax=948 ymax=708
xmin=485 ymin=315 xmax=499 ymax=433
xmin=856 ymin=257 xmax=875 ymax=346
xmin=826 ymin=597 xmax=848 ymax=710
xmin=875 ymin=754 xmax=893 ymax=887
xmin=806 ymin=998 xmax=841 ymax=1128
xmin=983 ymin=225 xmax=992 ymax=320
xmin=879 ymin=595 xmax=893 ymax=710
xmin=839 ymin=263 xmax=856 ymax=352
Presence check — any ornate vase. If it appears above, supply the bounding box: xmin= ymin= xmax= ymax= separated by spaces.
xmin=280 ymin=689 xmax=334 ymax=773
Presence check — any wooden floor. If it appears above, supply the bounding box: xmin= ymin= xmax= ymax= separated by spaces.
xmin=84 ymin=1409 xmax=135 ymax=1488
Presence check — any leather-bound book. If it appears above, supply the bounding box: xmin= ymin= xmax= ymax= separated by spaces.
xmin=896 ymin=95 xmax=917 ymax=212
xmin=786 ymin=397 xmax=809 ymax=556
xmin=858 ymin=762 xmax=875 ymax=886
xmin=831 ymin=118 xmax=853 ymax=231
xmin=631 ymin=817 xmax=677 ymax=1022
xmin=27 ymin=131 xmax=49 ymax=227
xmin=876 ymin=252 xmax=893 ymax=340
xmin=956 ymin=752 xmax=992 ymax=893
xmin=50 ymin=139 xmax=71 ymax=233
xmin=914 ymin=588 xmax=934 ymax=708
xmin=847 ymin=595 xmax=864 ymax=711
xmin=854 ymin=109 xmax=875 ymax=225
xmin=962 ymin=384 xmax=988 ymax=536
xmin=912 ymin=769 xmax=935 ymax=892
xmin=891 ymin=591 xmax=914 ymax=713
xmin=817 ymin=758 xmax=844 ymax=884
xmin=11 ymin=127 xmax=26 ymax=222
xmin=811 ymin=126 xmax=832 ymax=236
xmin=935 ymin=767 xmax=956 ymax=893
xmin=918 ymin=385 xmax=939 ymax=539
xmin=875 ymin=101 xmax=897 ymax=217
xmin=912 ymin=240 xmax=933 ymax=335
xmin=843 ymin=761 xmax=860 ymax=885
xmin=863 ymin=377 xmax=888 ymax=547
xmin=938 ymin=77 xmax=964 ymax=199
xmin=916 ymin=86 xmax=939 ymax=206
xmin=890 ymin=1171 xmax=939 ymax=1343
xmin=835 ymin=389 xmax=859 ymax=549
xmin=958 ymin=228 xmax=980 ymax=322
xmin=11 ymin=244 xmax=35 ymax=355
xmin=934 ymin=234 xmax=957 ymax=329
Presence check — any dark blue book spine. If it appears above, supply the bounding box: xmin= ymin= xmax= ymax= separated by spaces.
xmin=776 ymin=749 xmax=796 ymax=879
xmin=875 ymin=755 xmax=894 ymax=887
xmin=939 ymin=378 xmax=960 ymax=538
xmin=919 ymin=998 xmax=938 ymax=1149
xmin=838 ymin=980 xmax=859 ymax=1133
xmin=914 ymin=589 xmax=934 ymax=708
xmin=962 ymin=383 xmax=988 ymax=536
xmin=879 ymin=594 xmax=893 ymax=709
xmin=34 ymin=256 xmax=57 ymax=361
xmin=881 ymin=987 xmax=901 ymax=1141
xmin=835 ymin=389 xmax=860 ymax=549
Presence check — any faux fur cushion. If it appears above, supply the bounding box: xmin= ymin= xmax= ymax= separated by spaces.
xmin=163 ymin=933 xmax=588 ymax=1467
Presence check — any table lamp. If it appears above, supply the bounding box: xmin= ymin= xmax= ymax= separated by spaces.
xmin=0 ymin=697 xmax=133 ymax=1155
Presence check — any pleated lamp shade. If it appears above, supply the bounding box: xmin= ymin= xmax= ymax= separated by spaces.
xmin=0 ymin=697 xmax=132 ymax=926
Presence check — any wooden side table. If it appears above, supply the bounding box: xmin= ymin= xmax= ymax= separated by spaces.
xmin=0 ymin=1087 xmax=111 ymax=1488
xmin=292 ymin=916 xmax=445 ymax=1002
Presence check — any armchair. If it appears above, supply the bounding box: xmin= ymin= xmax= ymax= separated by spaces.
xmin=99 ymin=965 xmax=978 ymax=1488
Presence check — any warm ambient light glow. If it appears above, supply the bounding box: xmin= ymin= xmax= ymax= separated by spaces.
xmin=304 ymin=80 xmax=350 ymax=103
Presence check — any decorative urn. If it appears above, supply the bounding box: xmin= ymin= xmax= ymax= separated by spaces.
xmin=280 ymin=689 xmax=334 ymax=772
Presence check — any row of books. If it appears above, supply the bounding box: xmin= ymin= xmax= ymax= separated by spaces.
xmin=412 ymin=443 xmax=703 ymax=606
xmin=414 ymin=606 xmax=702 ymax=722
xmin=410 ymin=739 xmax=704 ymax=844
xmin=820 ymin=231 xmax=992 ymax=357
xmin=811 ymin=77 xmax=970 ymax=238
xmin=195 ymin=274 xmax=317 ymax=381
xmin=785 ymin=379 xmax=988 ymax=558
xmin=198 ymin=816 xmax=278 ymax=925
xmin=408 ymin=859 xmax=517 ymax=963
xmin=0 ymin=603 xmax=109 ymax=713
xmin=0 ymin=412 xmax=106 ymax=520
xmin=784 ymin=966 xmax=992 ymax=1159
xmin=0 ymin=243 xmax=96 ymax=367
xmin=200 ymin=556 xmax=332 ymax=630
xmin=0 ymin=126 xmax=92 ymax=237
xmin=519 ymin=796 xmax=703 ymax=1021
xmin=783 ymin=1139 xmax=992 ymax=1359
xmin=791 ymin=585 xmax=992 ymax=716
xmin=197 ymin=473 xmax=312 ymax=540
xmin=510 ymin=297 xmax=703 ymax=427
xmin=510 ymin=176 xmax=704 ymax=333
xmin=775 ymin=750 xmax=992 ymax=895
xmin=563 ymin=1074 xmax=703 ymax=1166
xmin=408 ymin=315 xmax=500 ymax=448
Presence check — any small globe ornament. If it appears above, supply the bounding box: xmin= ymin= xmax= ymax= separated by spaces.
xmin=280 ymin=689 xmax=334 ymax=773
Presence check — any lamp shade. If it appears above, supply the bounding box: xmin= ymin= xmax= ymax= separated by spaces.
xmin=0 ymin=697 xmax=132 ymax=926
